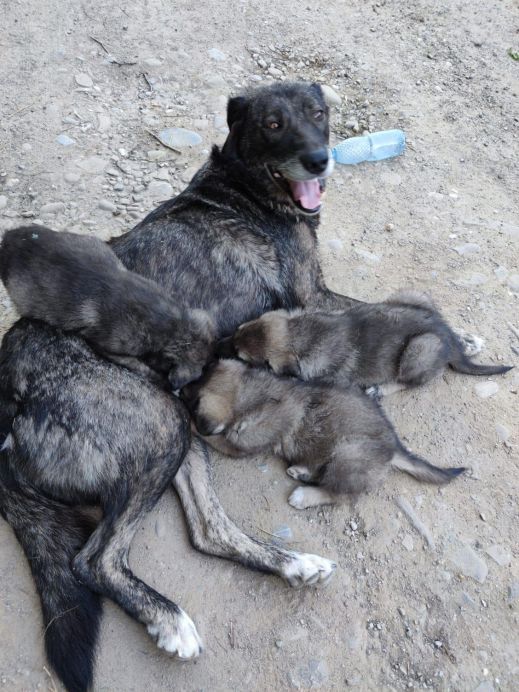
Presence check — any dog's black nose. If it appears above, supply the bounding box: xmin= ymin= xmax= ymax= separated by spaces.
xmin=300 ymin=149 xmax=329 ymax=175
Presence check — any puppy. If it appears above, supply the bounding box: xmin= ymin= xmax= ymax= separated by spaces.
xmin=181 ymin=359 xmax=465 ymax=508
xmin=0 ymin=225 xmax=215 ymax=387
xmin=222 ymin=291 xmax=512 ymax=396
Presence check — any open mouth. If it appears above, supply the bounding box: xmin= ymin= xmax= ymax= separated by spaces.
xmin=267 ymin=167 xmax=326 ymax=214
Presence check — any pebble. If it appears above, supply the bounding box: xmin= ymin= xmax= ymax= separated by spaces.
xmin=22 ymin=142 xmax=32 ymax=152
xmin=97 ymin=114 xmax=111 ymax=132
xmin=56 ymin=133 xmax=76 ymax=147
xmin=147 ymin=150 xmax=168 ymax=162
xmin=64 ymin=172 xmax=81 ymax=183
xmin=454 ymin=243 xmax=481 ymax=256
xmin=147 ymin=181 xmax=174 ymax=199
xmin=143 ymin=57 xmax=162 ymax=67
xmin=320 ymin=84 xmax=341 ymax=106
xmin=507 ymin=274 xmax=519 ymax=291
xmin=345 ymin=119 xmax=360 ymax=132
xmin=158 ymin=127 xmax=202 ymax=149
xmin=494 ymin=266 xmax=508 ymax=281
xmin=0 ymin=196 xmax=7 ymax=210
xmin=213 ymin=114 xmax=227 ymax=130
xmin=508 ymin=581 xmax=519 ymax=604
xmin=75 ymin=72 xmax=93 ymax=88
xmin=474 ymin=381 xmax=499 ymax=399
xmin=495 ymin=423 xmax=510 ymax=442
xmin=154 ymin=517 xmax=166 ymax=538
xmin=327 ymin=238 xmax=343 ymax=252
xmin=273 ymin=525 xmax=293 ymax=541
xmin=396 ymin=496 xmax=435 ymax=548
xmin=289 ymin=659 xmax=328 ymax=689
xmin=402 ymin=534 xmax=414 ymax=551
xmin=268 ymin=66 xmax=283 ymax=78
xmin=40 ymin=202 xmax=65 ymax=214
xmin=385 ymin=223 xmax=395 ymax=232
xmin=485 ymin=544 xmax=511 ymax=566
xmin=154 ymin=169 xmax=170 ymax=181
xmin=76 ymin=157 xmax=108 ymax=174
xmin=98 ymin=199 xmax=117 ymax=213
xmin=208 ymin=48 xmax=226 ymax=61
xmin=448 ymin=544 xmax=488 ymax=583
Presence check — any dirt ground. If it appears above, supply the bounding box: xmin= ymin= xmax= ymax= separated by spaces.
xmin=1 ymin=0 xmax=518 ymax=690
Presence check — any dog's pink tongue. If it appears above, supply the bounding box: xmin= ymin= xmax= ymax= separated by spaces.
xmin=289 ymin=178 xmax=321 ymax=210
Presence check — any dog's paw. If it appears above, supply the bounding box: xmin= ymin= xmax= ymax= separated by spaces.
xmin=282 ymin=553 xmax=337 ymax=588
xmin=454 ymin=330 xmax=485 ymax=357
xmin=286 ymin=465 xmax=312 ymax=481
xmin=288 ymin=486 xmax=335 ymax=509
xmin=147 ymin=608 xmax=203 ymax=660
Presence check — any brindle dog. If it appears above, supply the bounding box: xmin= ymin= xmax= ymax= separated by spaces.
xmin=0 ymin=82 xmax=480 ymax=692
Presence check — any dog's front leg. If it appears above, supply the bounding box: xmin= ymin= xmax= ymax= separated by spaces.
xmin=173 ymin=439 xmax=337 ymax=588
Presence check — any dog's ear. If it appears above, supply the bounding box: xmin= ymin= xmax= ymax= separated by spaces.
xmin=227 ymin=96 xmax=248 ymax=129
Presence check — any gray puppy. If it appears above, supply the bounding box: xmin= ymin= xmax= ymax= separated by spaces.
xmin=182 ymin=359 xmax=465 ymax=509
xmin=0 ymin=225 xmax=215 ymax=388
xmin=224 ymin=290 xmax=512 ymax=396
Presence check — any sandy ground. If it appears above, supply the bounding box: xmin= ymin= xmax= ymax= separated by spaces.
xmin=1 ymin=0 xmax=518 ymax=690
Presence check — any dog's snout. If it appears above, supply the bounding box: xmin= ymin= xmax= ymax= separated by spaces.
xmin=300 ymin=149 xmax=329 ymax=175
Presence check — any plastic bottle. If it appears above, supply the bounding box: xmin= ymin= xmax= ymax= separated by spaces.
xmin=331 ymin=129 xmax=406 ymax=165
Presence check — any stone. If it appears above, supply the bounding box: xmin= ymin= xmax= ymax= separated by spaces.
xmin=508 ymin=581 xmax=519 ymax=604
xmin=345 ymin=119 xmax=360 ymax=132
xmin=494 ymin=266 xmax=508 ymax=281
xmin=147 ymin=150 xmax=168 ymax=162
xmin=64 ymin=172 xmax=81 ymax=183
xmin=155 ymin=517 xmax=166 ymax=538
xmin=507 ymin=274 xmax=519 ymax=291
xmin=75 ymin=72 xmax=93 ymax=88
xmin=40 ymin=202 xmax=65 ymax=214
xmin=98 ymin=199 xmax=117 ymax=213
xmin=485 ymin=544 xmax=511 ymax=566
xmin=268 ymin=66 xmax=283 ymax=77
xmin=402 ymin=535 xmax=414 ymax=551
xmin=97 ymin=114 xmax=111 ymax=132
xmin=154 ymin=169 xmax=170 ymax=181
xmin=273 ymin=525 xmax=293 ymax=541
xmin=158 ymin=127 xmax=202 ymax=149
xmin=448 ymin=544 xmax=488 ymax=583
xmin=474 ymin=381 xmax=499 ymax=398
xmin=321 ymin=84 xmax=341 ymax=106
xmin=289 ymin=659 xmax=328 ymax=689
xmin=454 ymin=243 xmax=481 ymax=256
xmin=0 ymin=196 xmax=7 ymax=210
xmin=495 ymin=424 xmax=510 ymax=442
xmin=214 ymin=114 xmax=227 ymax=130
xmin=76 ymin=157 xmax=108 ymax=174
xmin=147 ymin=181 xmax=174 ymax=199
xmin=56 ymin=133 xmax=76 ymax=146
xmin=143 ymin=57 xmax=162 ymax=67
xmin=208 ymin=48 xmax=226 ymax=61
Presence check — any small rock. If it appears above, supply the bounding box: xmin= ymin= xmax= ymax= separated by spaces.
xmin=0 ymin=196 xmax=7 ymax=210
xmin=495 ymin=423 xmax=510 ymax=442
xmin=208 ymin=48 xmax=226 ymax=61
xmin=147 ymin=181 xmax=174 ymax=199
xmin=289 ymin=659 xmax=328 ymax=689
xmin=155 ymin=517 xmax=166 ymax=538
xmin=158 ymin=127 xmax=202 ymax=149
xmin=474 ymin=381 xmax=499 ymax=399
xmin=76 ymin=157 xmax=108 ymax=174
xmin=154 ymin=169 xmax=170 ymax=181
xmin=507 ymin=274 xmax=519 ymax=292
xmin=448 ymin=544 xmax=488 ymax=583
xmin=320 ymin=84 xmax=341 ymax=106
xmin=40 ymin=202 xmax=65 ymax=214
xmin=275 ymin=639 xmax=283 ymax=649
xmin=402 ymin=535 xmax=414 ymax=551
xmin=213 ymin=114 xmax=227 ymax=130
xmin=147 ymin=150 xmax=168 ymax=162
xmin=98 ymin=199 xmax=117 ymax=213
xmin=268 ymin=66 xmax=283 ymax=78
xmin=345 ymin=118 xmax=360 ymax=132
xmin=273 ymin=525 xmax=293 ymax=541
xmin=508 ymin=581 xmax=519 ymax=604
xmin=327 ymin=238 xmax=343 ymax=252
xmin=493 ymin=266 xmax=508 ymax=281
xmin=454 ymin=243 xmax=481 ymax=256
xmin=385 ymin=223 xmax=395 ymax=232
xmin=56 ymin=133 xmax=76 ymax=146
xmin=460 ymin=591 xmax=477 ymax=609
xmin=349 ymin=519 xmax=358 ymax=531
xmin=75 ymin=72 xmax=93 ymax=88
xmin=64 ymin=172 xmax=81 ymax=183
xmin=485 ymin=544 xmax=511 ymax=566
xmin=106 ymin=167 xmax=119 ymax=177
xmin=143 ymin=57 xmax=162 ymax=67
xmin=97 ymin=114 xmax=111 ymax=132
xmin=22 ymin=142 xmax=32 ymax=152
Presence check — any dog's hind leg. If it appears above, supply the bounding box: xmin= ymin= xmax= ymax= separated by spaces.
xmin=173 ymin=440 xmax=337 ymax=588
xmin=72 ymin=450 xmax=202 ymax=661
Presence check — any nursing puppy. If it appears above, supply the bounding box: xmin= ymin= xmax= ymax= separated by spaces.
xmin=224 ymin=291 xmax=512 ymax=396
xmin=182 ymin=359 xmax=465 ymax=509
xmin=0 ymin=225 xmax=215 ymax=387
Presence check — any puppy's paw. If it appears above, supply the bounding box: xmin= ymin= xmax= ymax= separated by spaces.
xmin=288 ymin=486 xmax=335 ymax=509
xmin=286 ymin=465 xmax=312 ymax=482
xmin=282 ymin=552 xmax=337 ymax=588
xmin=454 ymin=330 xmax=484 ymax=357
xmin=147 ymin=608 xmax=203 ymax=660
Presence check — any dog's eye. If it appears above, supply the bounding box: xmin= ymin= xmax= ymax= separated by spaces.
xmin=314 ymin=110 xmax=325 ymax=121
xmin=267 ymin=121 xmax=281 ymax=130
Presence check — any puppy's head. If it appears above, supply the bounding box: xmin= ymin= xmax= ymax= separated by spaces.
xmin=223 ymin=82 xmax=334 ymax=215
xmin=180 ymin=359 xmax=245 ymax=436
xmin=168 ymin=310 xmax=217 ymax=389
xmin=231 ymin=311 xmax=299 ymax=377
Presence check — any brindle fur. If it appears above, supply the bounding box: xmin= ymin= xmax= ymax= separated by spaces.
xmin=226 ymin=290 xmax=512 ymax=392
xmin=0 ymin=225 xmax=216 ymax=388
xmin=0 ymin=82 xmax=478 ymax=691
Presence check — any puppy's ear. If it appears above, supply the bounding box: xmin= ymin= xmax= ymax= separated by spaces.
xmin=227 ymin=96 xmax=248 ymax=129
xmin=310 ymin=82 xmax=327 ymax=105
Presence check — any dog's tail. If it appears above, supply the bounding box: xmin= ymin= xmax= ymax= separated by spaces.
xmin=0 ymin=448 xmax=102 ymax=692
xmin=391 ymin=442 xmax=466 ymax=485
xmin=448 ymin=351 xmax=513 ymax=377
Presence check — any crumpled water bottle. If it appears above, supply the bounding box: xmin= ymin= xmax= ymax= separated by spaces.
xmin=331 ymin=129 xmax=406 ymax=165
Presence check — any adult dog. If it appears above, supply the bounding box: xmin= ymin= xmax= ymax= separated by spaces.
xmin=0 ymin=82 xmax=477 ymax=691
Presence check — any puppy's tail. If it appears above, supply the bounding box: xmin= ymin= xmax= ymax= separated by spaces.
xmin=0 ymin=448 xmax=101 ymax=692
xmin=449 ymin=352 xmax=513 ymax=377
xmin=391 ymin=443 xmax=466 ymax=485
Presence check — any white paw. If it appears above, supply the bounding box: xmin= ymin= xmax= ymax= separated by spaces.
xmin=288 ymin=486 xmax=335 ymax=509
xmin=455 ymin=330 xmax=484 ymax=357
xmin=286 ymin=465 xmax=310 ymax=480
xmin=283 ymin=553 xmax=337 ymax=588
xmin=147 ymin=608 xmax=203 ymax=660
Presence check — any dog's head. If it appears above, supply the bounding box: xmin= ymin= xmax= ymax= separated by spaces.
xmin=222 ymin=82 xmax=334 ymax=215
xmin=222 ymin=311 xmax=300 ymax=377
xmin=180 ymin=359 xmax=246 ymax=436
